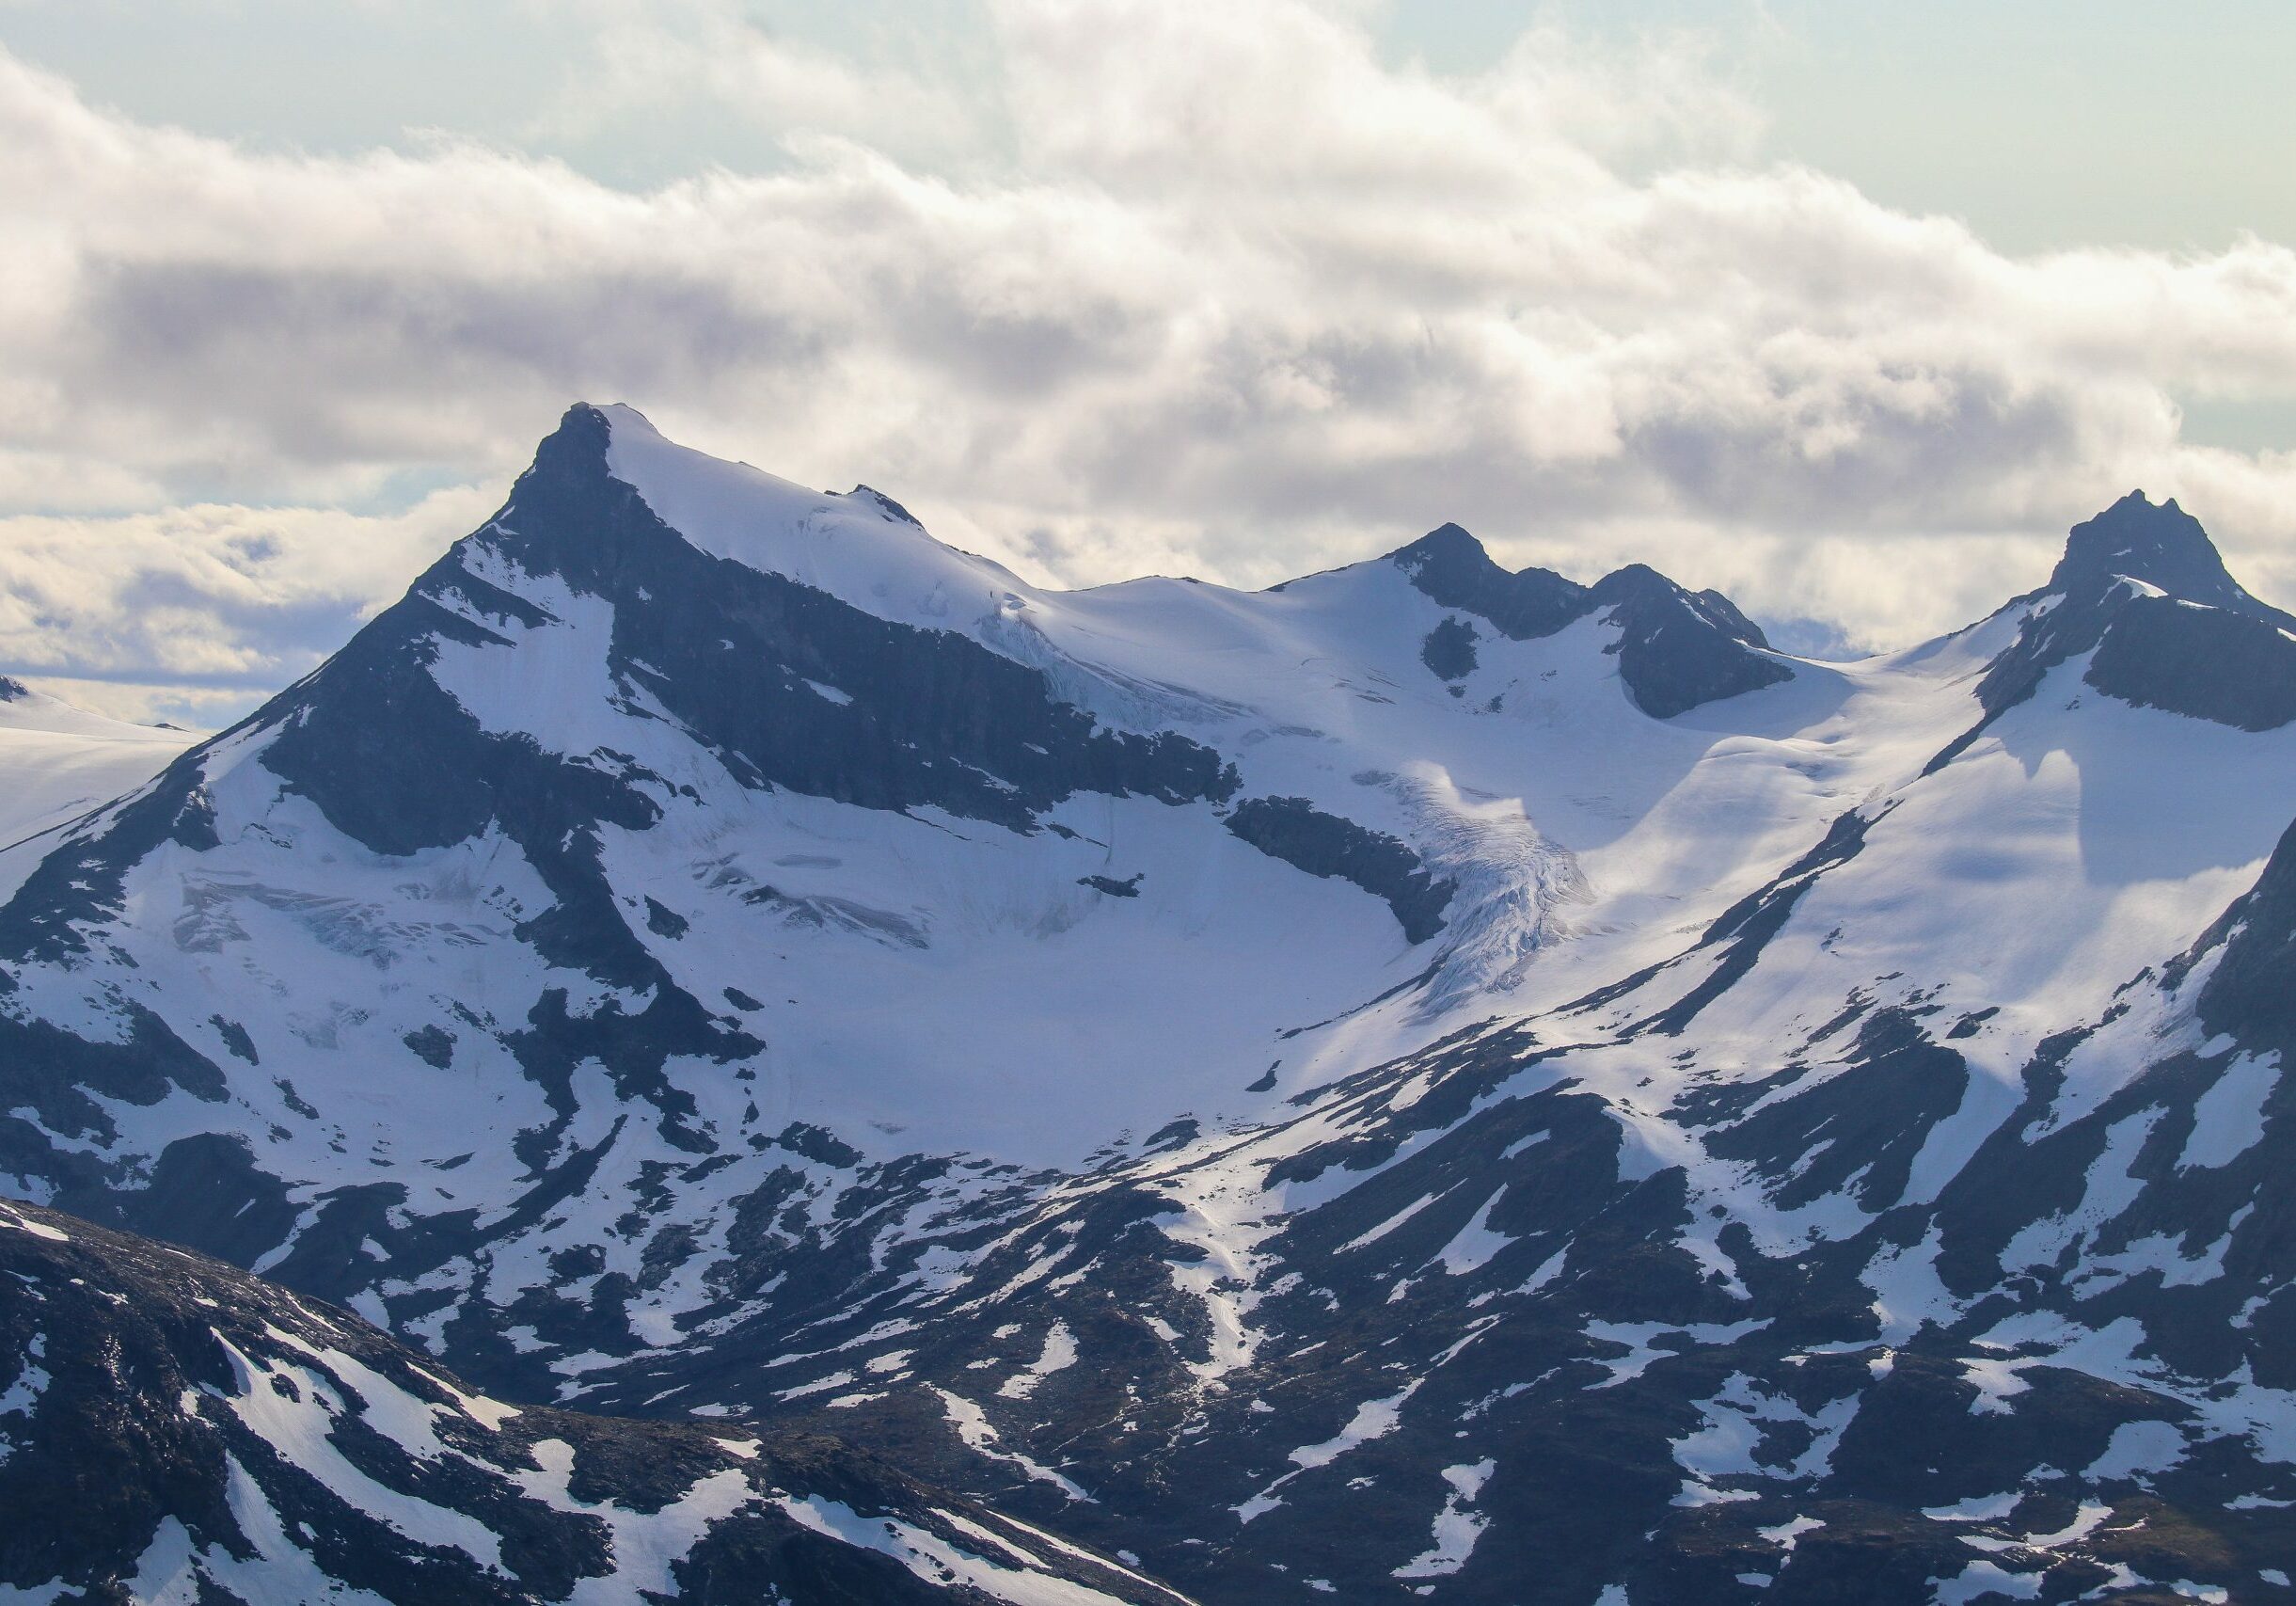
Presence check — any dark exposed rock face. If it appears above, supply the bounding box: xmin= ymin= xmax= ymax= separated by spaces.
xmin=1390 ymin=524 xmax=1588 ymax=641
xmin=1226 ymin=795 xmax=1455 ymax=943
xmin=2192 ymin=815 xmax=2296 ymax=1048
xmin=0 ymin=1004 xmax=228 ymax=1201
xmin=1388 ymin=524 xmax=1795 ymax=717
xmin=2050 ymin=491 xmax=2296 ymax=630
xmin=1587 ymin=564 xmax=1794 ymax=720
xmin=0 ymin=1196 xmax=1184 ymax=1604
xmin=1419 ymin=616 xmax=1481 ymax=680
xmin=2084 ymin=594 xmax=2296 ymax=731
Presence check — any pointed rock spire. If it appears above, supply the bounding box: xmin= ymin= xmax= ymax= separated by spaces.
xmin=2049 ymin=490 xmax=2288 ymax=627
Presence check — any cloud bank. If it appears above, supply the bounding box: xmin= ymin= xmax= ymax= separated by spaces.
xmin=3 ymin=0 xmax=2294 ymax=721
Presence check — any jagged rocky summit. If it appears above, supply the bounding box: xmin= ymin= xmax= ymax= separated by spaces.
xmin=2 ymin=405 xmax=2294 ymax=1603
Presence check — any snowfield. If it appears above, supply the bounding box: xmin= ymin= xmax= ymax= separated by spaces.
xmin=0 ymin=677 xmax=192 ymax=853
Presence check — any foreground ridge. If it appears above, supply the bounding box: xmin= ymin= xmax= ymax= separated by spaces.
xmin=0 ymin=1196 xmax=1190 ymax=1604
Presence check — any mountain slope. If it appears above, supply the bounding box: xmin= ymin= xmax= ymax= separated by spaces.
xmin=0 ymin=676 xmax=194 ymax=850
xmin=0 ymin=1195 xmax=1189 ymax=1604
xmin=2 ymin=405 xmax=2294 ymax=1602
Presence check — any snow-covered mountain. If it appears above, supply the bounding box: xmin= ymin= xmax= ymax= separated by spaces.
xmin=4 ymin=404 xmax=2294 ymax=1602
xmin=0 ymin=676 xmax=193 ymax=847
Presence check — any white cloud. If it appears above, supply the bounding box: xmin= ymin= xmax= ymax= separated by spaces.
xmin=0 ymin=485 xmax=497 ymax=720
xmin=1 ymin=0 xmax=2293 ymax=714
xmin=523 ymin=0 xmax=987 ymax=163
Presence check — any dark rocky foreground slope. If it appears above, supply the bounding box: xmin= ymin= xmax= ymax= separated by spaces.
xmin=0 ymin=1196 xmax=1189 ymax=1604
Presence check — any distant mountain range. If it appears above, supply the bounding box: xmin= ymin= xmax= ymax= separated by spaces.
xmin=0 ymin=674 xmax=193 ymax=847
xmin=3 ymin=403 xmax=2291 ymax=1603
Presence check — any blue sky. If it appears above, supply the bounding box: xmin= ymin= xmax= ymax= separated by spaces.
xmin=0 ymin=1 xmax=2291 ymax=720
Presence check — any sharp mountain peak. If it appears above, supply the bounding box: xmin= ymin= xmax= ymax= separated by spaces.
xmin=2049 ymin=486 xmax=2291 ymax=626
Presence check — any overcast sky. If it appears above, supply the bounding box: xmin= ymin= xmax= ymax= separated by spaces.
xmin=5 ymin=0 xmax=2295 ymax=723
